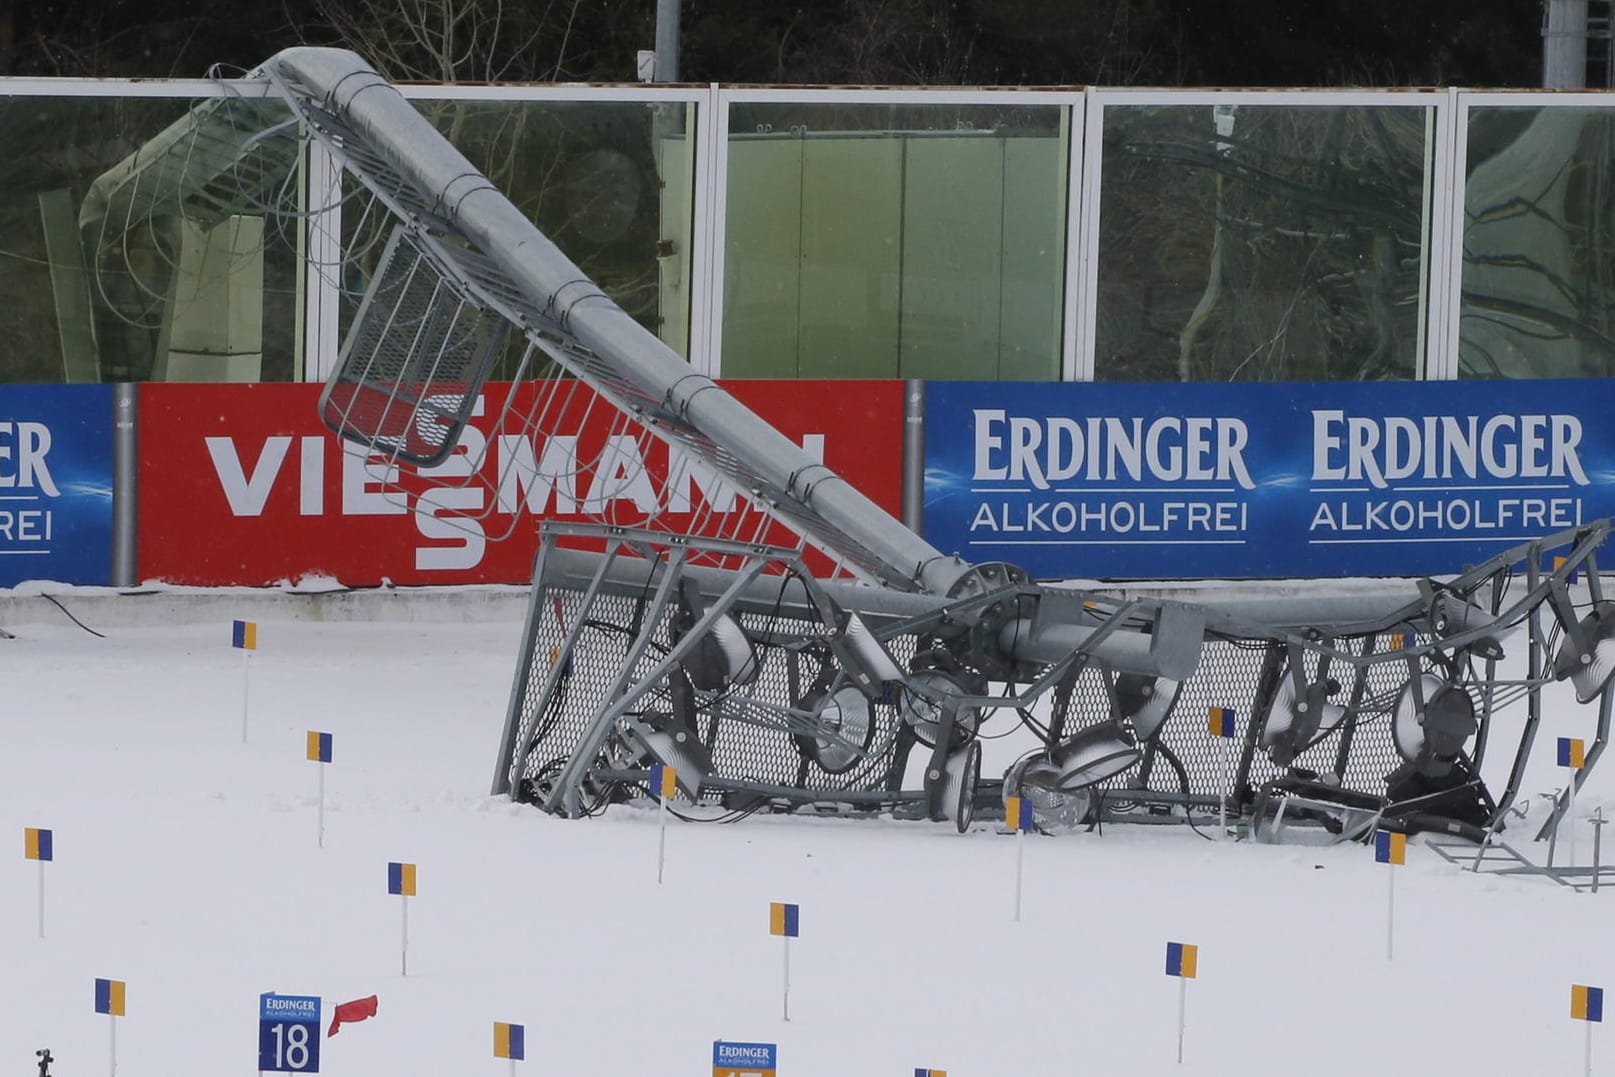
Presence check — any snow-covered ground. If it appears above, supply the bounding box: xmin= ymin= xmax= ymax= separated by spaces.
xmin=4 ymin=606 xmax=1614 ymax=1076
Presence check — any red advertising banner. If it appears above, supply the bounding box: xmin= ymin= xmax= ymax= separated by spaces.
xmin=138 ymin=381 xmax=903 ymax=587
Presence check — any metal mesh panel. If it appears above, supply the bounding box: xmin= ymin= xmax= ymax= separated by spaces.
xmin=508 ymin=570 xmax=916 ymax=804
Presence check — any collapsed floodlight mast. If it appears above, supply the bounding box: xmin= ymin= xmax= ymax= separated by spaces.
xmin=97 ymin=47 xmax=1615 ymax=843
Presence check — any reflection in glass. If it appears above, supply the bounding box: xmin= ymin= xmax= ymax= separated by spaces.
xmin=1461 ymin=107 xmax=1615 ymax=378
xmin=343 ymin=98 xmax=697 ymax=379
xmin=722 ymin=102 xmax=1068 ymax=380
xmin=1095 ymin=103 xmax=1433 ymax=382
xmin=0 ymin=93 xmax=302 ymax=383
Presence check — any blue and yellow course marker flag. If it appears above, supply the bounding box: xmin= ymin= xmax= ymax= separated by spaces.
xmin=494 ymin=1021 xmax=525 ymax=1060
xmin=24 ymin=827 xmax=52 ymax=861
xmin=1005 ymin=795 xmax=1034 ymax=832
xmin=232 ymin=619 xmax=257 ymax=651
xmin=307 ymin=731 xmax=333 ymax=763
xmin=1165 ymin=941 xmax=1198 ymax=979
xmin=388 ymin=861 xmax=417 ymax=897
xmin=769 ymin=902 xmax=799 ymax=938
xmin=1560 ymin=737 xmax=1587 ymax=769
xmin=914 ymin=1069 xmax=948 ymax=1076
xmin=94 ymin=979 xmax=126 ymax=1017
xmin=1375 ymin=830 xmax=1407 ymax=865
xmin=1208 ymin=706 xmax=1235 ymax=738
xmin=651 ymin=762 xmax=677 ymax=799
xmin=1574 ymin=985 xmax=1605 ymax=1023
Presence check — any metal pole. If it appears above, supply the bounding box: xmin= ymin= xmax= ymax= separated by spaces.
xmin=654 ymin=0 xmax=681 ymax=82
xmin=1544 ymin=0 xmax=1590 ymax=89
xmin=1176 ymin=976 xmax=1186 ymax=1064
xmin=1219 ymin=735 xmax=1230 ymax=839
xmin=38 ymin=860 xmax=45 ymax=939
xmin=241 ymin=651 xmax=252 ymax=743
xmin=1014 ymin=828 xmax=1025 ymax=922
xmin=401 ymin=895 xmax=409 ymax=976
xmin=1587 ymin=1017 xmax=1594 ymax=1077
xmin=781 ymin=936 xmax=790 ymax=1022
xmin=1386 ymin=864 xmax=1396 ymax=961
xmin=902 ymin=379 xmax=926 ymax=535
xmin=110 ymin=383 xmax=138 ymax=587
xmin=656 ymin=795 xmax=668 ymax=884
xmin=1571 ymin=777 xmax=1579 ymax=869
xmin=109 ymin=1014 xmax=116 ymax=1077
xmin=317 ymin=765 xmax=325 ymax=849
xmin=1592 ymin=808 xmax=1606 ymax=894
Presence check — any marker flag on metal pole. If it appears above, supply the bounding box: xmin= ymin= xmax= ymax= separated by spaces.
xmin=914 ymin=1069 xmax=948 ymax=1076
xmin=1207 ymin=706 xmax=1235 ymax=738
xmin=1387 ymin=632 xmax=1407 ymax=650
xmin=1209 ymin=707 xmax=1236 ymax=838
xmin=307 ymin=731 xmax=333 ymax=763
xmin=94 ymin=978 xmax=126 ymax=1016
xmin=389 ymin=861 xmax=416 ymax=975
xmin=771 ymin=902 xmax=799 ymax=1021
xmin=25 ymin=827 xmax=51 ymax=939
xmin=232 ymin=619 xmax=258 ymax=650
xmin=95 ymin=978 xmax=124 ymax=1077
xmin=769 ymin=902 xmax=800 ymax=937
xmin=1555 ymin=555 xmax=1580 ymax=584
xmin=1574 ymin=985 xmax=1605 ymax=1022
xmin=1560 ymin=737 xmax=1588 ymax=769
xmin=494 ymin=1022 xmax=526 ymax=1060
xmin=1165 ymin=942 xmax=1198 ymax=978
xmin=1375 ymin=829 xmax=1407 ymax=865
xmin=653 ymin=763 xmax=676 ymax=884
xmin=1166 ymin=941 xmax=1197 ymax=1064
xmin=24 ymin=827 xmax=52 ymax=861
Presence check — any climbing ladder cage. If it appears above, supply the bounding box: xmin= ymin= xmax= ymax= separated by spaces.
xmin=232 ymin=49 xmax=921 ymax=587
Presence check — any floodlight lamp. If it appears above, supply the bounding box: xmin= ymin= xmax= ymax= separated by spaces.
xmin=1428 ymin=591 xmax=1513 ymax=660
xmin=1259 ymin=674 xmax=1346 ymax=767
xmin=899 ymin=669 xmax=981 ymax=747
xmin=674 ymin=580 xmax=759 ymax=692
xmin=1115 ymin=673 xmax=1180 ymax=742
xmin=623 ymin=717 xmax=713 ymax=801
xmin=1043 ymin=722 xmax=1141 ymax=792
xmin=1551 ymin=601 xmax=1615 ymax=704
xmin=798 ymin=685 xmax=874 ymax=774
xmin=1391 ymin=674 xmax=1476 ymax=777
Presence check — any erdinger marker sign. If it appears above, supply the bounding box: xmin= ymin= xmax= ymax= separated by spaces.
xmin=138 ymin=381 xmax=902 ymax=586
xmin=0 ymin=385 xmax=113 ymax=586
xmin=924 ymin=379 xmax=1615 ymax=579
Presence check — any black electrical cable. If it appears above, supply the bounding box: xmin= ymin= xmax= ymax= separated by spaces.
xmin=42 ymin=595 xmax=106 ymax=638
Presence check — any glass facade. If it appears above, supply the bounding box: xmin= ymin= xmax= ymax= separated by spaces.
xmin=1460 ymin=106 xmax=1615 ymax=378
xmin=1093 ymin=102 xmax=1435 ymax=383
xmin=721 ymin=101 xmax=1069 ymax=380
xmin=0 ymin=92 xmax=301 ymax=384
xmin=2 ymin=83 xmax=1614 ymax=386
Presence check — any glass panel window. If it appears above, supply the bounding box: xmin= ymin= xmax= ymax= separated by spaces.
xmin=383 ymin=97 xmax=697 ymax=373
xmin=1460 ymin=106 xmax=1615 ymax=378
xmin=1094 ymin=102 xmax=1435 ymax=383
xmin=1 ymin=92 xmax=301 ymax=384
xmin=722 ymin=101 xmax=1069 ymax=380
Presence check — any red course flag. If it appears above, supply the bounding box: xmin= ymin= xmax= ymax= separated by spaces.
xmin=327 ymin=995 xmax=379 ymax=1036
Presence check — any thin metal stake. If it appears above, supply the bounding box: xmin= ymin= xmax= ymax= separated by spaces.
xmin=1586 ymin=1017 xmax=1594 ymax=1077
xmin=37 ymin=859 xmax=45 ymax=939
xmin=1570 ymin=776 xmax=1579 ymax=869
xmin=1386 ymin=862 xmax=1396 ymax=961
xmin=241 ymin=650 xmax=252 ymax=743
xmin=109 ymin=1013 xmax=116 ymax=1077
xmin=401 ymin=895 xmax=409 ymax=976
xmin=1176 ymin=975 xmax=1187 ymax=1064
xmin=317 ymin=765 xmax=326 ymax=849
xmin=1013 ymin=828 xmax=1025 ymax=922
xmin=1592 ymin=808 xmax=1607 ymax=894
xmin=782 ymin=936 xmax=791 ymax=1022
xmin=1219 ymin=735 xmax=1230 ymax=839
xmin=656 ymin=794 xmax=668 ymax=884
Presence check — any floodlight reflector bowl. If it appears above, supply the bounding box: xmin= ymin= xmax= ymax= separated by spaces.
xmin=1552 ymin=602 xmax=1615 ymax=704
xmin=1392 ymin=673 xmax=1477 ymax=771
xmin=899 ymin=669 xmax=980 ymax=746
xmin=803 ymin=685 xmax=874 ymax=774
xmin=1046 ymin=724 xmax=1140 ymax=792
xmin=941 ymin=740 xmax=982 ymax=833
xmin=1116 ymin=673 xmax=1179 ymax=741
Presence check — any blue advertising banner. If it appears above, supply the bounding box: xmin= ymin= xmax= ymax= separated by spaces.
xmin=923 ymin=379 xmax=1615 ymax=579
xmin=0 ymin=385 xmax=113 ymax=587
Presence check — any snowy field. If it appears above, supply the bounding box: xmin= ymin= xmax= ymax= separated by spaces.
xmin=4 ymin=605 xmax=1615 ymax=1076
